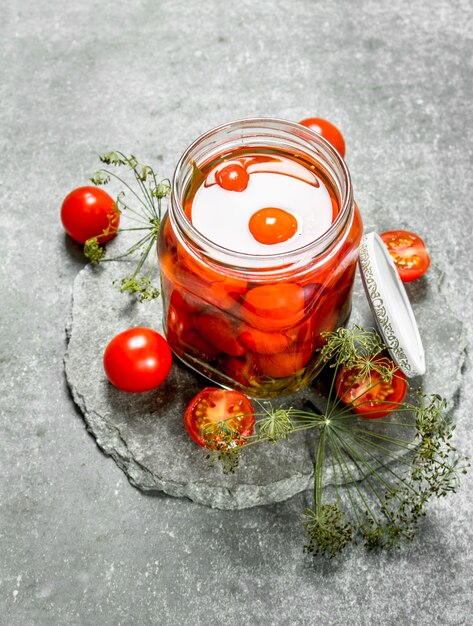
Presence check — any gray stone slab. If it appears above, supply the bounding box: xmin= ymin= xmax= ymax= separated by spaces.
xmin=64 ymin=237 xmax=466 ymax=509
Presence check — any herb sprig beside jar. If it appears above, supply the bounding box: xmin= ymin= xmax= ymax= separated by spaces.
xmin=85 ymin=151 xmax=170 ymax=301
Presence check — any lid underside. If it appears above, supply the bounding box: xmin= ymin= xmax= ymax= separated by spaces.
xmin=358 ymin=232 xmax=425 ymax=378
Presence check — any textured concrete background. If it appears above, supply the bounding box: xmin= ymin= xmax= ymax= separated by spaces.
xmin=1 ymin=1 xmax=473 ymax=625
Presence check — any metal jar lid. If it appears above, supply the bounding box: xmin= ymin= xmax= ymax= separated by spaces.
xmin=358 ymin=232 xmax=425 ymax=378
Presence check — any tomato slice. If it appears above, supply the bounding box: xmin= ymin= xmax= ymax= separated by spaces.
xmin=380 ymin=230 xmax=430 ymax=282
xmin=335 ymin=357 xmax=407 ymax=419
xmin=298 ymin=117 xmax=346 ymax=157
xmin=184 ymin=387 xmax=255 ymax=449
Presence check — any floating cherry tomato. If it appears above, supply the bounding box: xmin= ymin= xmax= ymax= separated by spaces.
xmin=335 ymin=357 xmax=407 ymax=419
xmin=103 ymin=327 xmax=172 ymax=392
xmin=215 ymin=163 xmax=249 ymax=192
xmin=298 ymin=118 xmax=346 ymax=157
xmin=248 ymin=207 xmax=298 ymax=245
xmin=380 ymin=230 xmax=430 ymax=282
xmin=184 ymin=387 xmax=255 ymax=449
xmin=61 ymin=186 xmax=120 ymax=244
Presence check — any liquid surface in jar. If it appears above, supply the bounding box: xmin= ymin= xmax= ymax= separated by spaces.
xmin=186 ymin=149 xmax=339 ymax=256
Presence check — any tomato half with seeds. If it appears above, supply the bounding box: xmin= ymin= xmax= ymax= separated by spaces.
xmin=298 ymin=117 xmax=346 ymax=157
xmin=380 ymin=230 xmax=430 ymax=282
xmin=335 ymin=357 xmax=407 ymax=419
xmin=184 ymin=387 xmax=255 ymax=449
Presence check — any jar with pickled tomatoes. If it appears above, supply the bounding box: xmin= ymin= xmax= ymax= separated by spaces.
xmin=158 ymin=118 xmax=363 ymax=398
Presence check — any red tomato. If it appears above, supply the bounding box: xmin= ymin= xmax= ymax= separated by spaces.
xmin=166 ymin=295 xmax=218 ymax=360
xmin=215 ymin=163 xmax=249 ymax=192
xmin=238 ymin=325 xmax=290 ymax=355
xmin=174 ymin=244 xmax=248 ymax=310
xmin=335 ymin=357 xmax=407 ymax=419
xmin=248 ymin=207 xmax=298 ymax=245
xmin=241 ymin=283 xmax=306 ymax=330
xmin=103 ymin=327 xmax=172 ymax=392
xmin=380 ymin=230 xmax=430 ymax=282
xmin=184 ymin=387 xmax=255 ymax=449
xmin=298 ymin=118 xmax=346 ymax=157
xmin=254 ymin=343 xmax=313 ymax=379
xmin=221 ymin=356 xmax=259 ymax=387
xmin=194 ymin=312 xmax=245 ymax=357
xmin=61 ymin=186 xmax=120 ymax=244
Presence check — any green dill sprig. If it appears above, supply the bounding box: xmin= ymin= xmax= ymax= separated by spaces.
xmin=85 ymin=151 xmax=171 ymax=302
xmin=205 ymin=326 xmax=469 ymax=557
xmin=256 ymin=403 xmax=295 ymax=442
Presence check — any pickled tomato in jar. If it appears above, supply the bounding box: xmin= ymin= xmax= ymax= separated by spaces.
xmin=158 ymin=119 xmax=362 ymax=398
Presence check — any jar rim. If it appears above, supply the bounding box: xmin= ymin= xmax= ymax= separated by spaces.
xmin=170 ymin=117 xmax=354 ymax=269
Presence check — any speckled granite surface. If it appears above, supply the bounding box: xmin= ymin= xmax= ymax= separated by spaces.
xmin=1 ymin=1 xmax=473 ymax=624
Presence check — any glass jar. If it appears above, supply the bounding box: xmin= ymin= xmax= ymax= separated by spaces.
xmin=158 ymin=118 xmax=363 ymax=398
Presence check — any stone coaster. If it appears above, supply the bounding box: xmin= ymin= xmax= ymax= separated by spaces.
xmin=64 ymin=256 xmax=466 ymax=510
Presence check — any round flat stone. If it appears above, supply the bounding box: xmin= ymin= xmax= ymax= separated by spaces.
xmin=64 ymin=256 xmax=466 ymax=509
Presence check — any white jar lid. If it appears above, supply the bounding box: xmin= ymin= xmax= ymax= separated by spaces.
xmin=358 ymin=232 xmax=425 ymax=378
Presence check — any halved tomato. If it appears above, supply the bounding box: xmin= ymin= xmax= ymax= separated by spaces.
xmin=380 ymin=230 xmax=430 ymax=282
xmin=184 ymin=387 xmax=255 ymax=449
xmin=335 ymin=357 xmax=407 ymax=419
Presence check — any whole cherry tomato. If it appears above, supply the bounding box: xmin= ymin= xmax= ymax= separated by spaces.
xmin=194 ymin=312 xmax=245 ymax=357
xmin=298 ymin=117 xmax=346 ymax=157
xmin=103 ymin=327 xmax=172 ymax=392
xmin=336 ymin=357 xmax=407 ymax=419
xmin=61 ymin=186 xmax=120 ymax=244
xmin=184 ymin=387 xmax=255 ymax=449
xmin=253 ymin=343 xmax=313 ymax=379
xmin=241 ymin=283 xmax=306 ymax=330
xmin=215 ymin=163 xmax=249 ymax=192
xmin=380 ymin=230 xmax=430 ymax=282
xmin=237 ymin=325 xmax=290 ymax=355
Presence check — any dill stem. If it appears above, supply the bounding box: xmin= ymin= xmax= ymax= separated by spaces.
xmin=97 ymin=168 xmax=152 ymax=216
xmin=330 ymin=427 xmax=396 ymax=522
xmin=326 ymin=428 xmax=365 ymax=526
xmin=314 ymin=428 xmax=326 ymax=516
xmin=331 ymin=426 xmax=415 ymax=506
xmin=132 ymin=233 xmax=156 ymax=278
xmin=100 ymin=233 xmax=153 ymax=262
